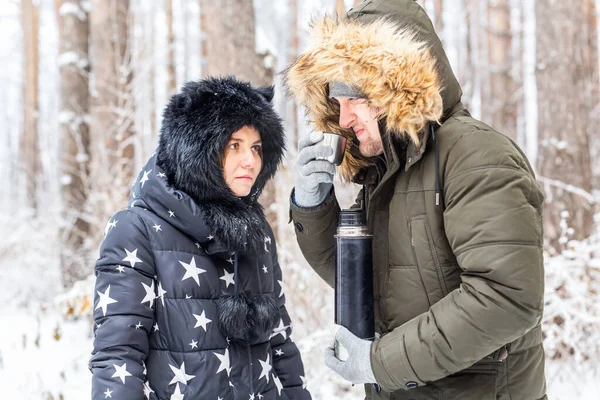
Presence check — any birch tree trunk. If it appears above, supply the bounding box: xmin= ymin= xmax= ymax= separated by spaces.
xmin=536 ymin=0 xmax=594 ymax=250
xmin=20 ymin=0 xmax=41 ymax=212
xmin=434 ymin=0 xmax=443 ymax=33
xmin=288 ymin=0 xmax=299 ymax=146
xmin=165 ymin=0 xmax=176 ymax=94
xmin=586 ymin=0 xmax=600 ymax=190
xmin=335 ymin=0 xmax=345 ymax=18
xmin=56 ymin=0 xmax=92 ymax=286
xmin=89 ymin=0 xmax=136 ymax=248
xmin=487 ymin=0 xmax=516 ymax=140
xmin=199 ymin=0 xmax=278 ymax=234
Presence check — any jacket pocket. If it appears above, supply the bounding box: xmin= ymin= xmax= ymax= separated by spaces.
xmin=387 ymin=266 xmax=431 ymax=326
xmin=409 ymin=216 xmax=448 ymax=304
xmin=438 ymin=369 xmax=498 ymax=400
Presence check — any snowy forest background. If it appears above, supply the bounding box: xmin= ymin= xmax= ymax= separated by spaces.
xmin=1 ymin=0 xmax=599 ymax=398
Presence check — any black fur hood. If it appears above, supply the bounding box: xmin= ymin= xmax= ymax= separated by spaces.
xmin=134 ymin=77 xmax=285 ymax=258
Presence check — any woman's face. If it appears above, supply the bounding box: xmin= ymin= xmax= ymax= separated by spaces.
xmin=223 ymin=126 xmax=263 ymax=197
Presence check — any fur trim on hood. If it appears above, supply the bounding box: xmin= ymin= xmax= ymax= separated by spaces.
xmin=155 ymin=76 xmax=285 ymax=257
xmin=285 ymin=16 xmax=444 ymax=181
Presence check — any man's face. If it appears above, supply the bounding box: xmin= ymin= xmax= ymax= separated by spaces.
xmin=334 ymin=97 xmax=384 ymax=157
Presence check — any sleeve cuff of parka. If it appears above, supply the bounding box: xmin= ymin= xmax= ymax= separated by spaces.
xmin=288 ymin=187 xmax=338 ymax=234
xmin=370 ymin=333 xmax=426 ymax=391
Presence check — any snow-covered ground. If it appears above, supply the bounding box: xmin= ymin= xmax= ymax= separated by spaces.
xmin=1 ymin=210 xmax=599 ymax=399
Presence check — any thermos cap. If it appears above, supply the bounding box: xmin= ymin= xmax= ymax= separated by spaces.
xmin=339 ymin=209 xmax=367 ymax=227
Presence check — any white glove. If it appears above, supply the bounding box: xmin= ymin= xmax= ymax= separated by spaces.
xmin=324 ymin=325 xmax=376 ymax=385
xmin=293 ymin=131 xmax=335 ymax=207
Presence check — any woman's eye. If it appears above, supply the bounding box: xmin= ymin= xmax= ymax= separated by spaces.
xmin=252 ymin=145 xmax=262 ymax=152
xmin=229 ymin=143 xmax=238 ymax=150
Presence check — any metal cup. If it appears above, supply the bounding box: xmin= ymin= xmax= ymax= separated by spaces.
xmin=315 ymin=132 xmax=347 ymax=166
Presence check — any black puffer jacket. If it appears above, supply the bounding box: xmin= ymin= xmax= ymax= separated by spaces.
xmin=90 ymin=78 xmax=311 ymax=400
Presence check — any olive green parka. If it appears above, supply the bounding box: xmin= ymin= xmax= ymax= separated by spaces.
xmin=286 ymin=1 xmax=547 ymax=399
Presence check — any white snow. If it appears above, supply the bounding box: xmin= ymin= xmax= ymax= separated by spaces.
xmin=1 ymin=0 xmax=600 ymax=399
xmin=59 ymin=2 xmax=87 ymax=21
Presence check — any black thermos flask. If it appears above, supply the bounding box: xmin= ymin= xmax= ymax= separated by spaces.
xmin=334 ymin=206 xmax=375 ymax=361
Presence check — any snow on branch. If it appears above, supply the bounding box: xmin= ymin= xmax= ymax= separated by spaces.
xmin=543 ymin=234 xmax=600 ymax=369
xmin=537 ymin=176 xmax=597 ymax=205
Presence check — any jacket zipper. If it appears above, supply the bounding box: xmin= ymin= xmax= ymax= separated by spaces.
xmin=424 ymin=220 xmax=449 ymax=296
xmin=246 ymin=343 xmax=254 ymax=395
xmin=409 ymin=222 xmax=432 ymax=308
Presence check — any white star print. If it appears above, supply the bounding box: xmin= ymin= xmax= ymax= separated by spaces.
xmin=214 ymin=348 xmax=231 ymax=376
xmin=152 ymin=223 xmax=162 ymax=232
xmin=135 ymin=321 xmax=143 ymax=329
xmin=226 ymin=257 xmax=234 ymax=264
xmin=262 ymin=265 xmax=268 ymax=273
xmin=157 ymin=281 xmax=167 ymax=307
xmin=277 ymin=279 xmax=285 ymax=298
xmin=116 ymin=266 xmax=125 ymax=273
xmin=274 ymin=348 xmax=284 ymax=356
xmin=168 ymin=209 xmax=175 ymax=217
xmin=104 ymin=219 xmax=117 ymax=236
xmin=143 ymin=361 xmax=147 ymax=375
xmin=96 ymin=323 xmax=102 ymax=328
xmin=123 ymin=248 xmax=142 ymax=268
xmin=168 ymin=361 xmax=195 ymax=385
xmin=157 ymin=172 xmax=166 ymax=178
xmin=249 ymin=394 xmax=255 ymax=400
xmin=141 ymin=281 xmax=156 ymax=308
xmin=195 ymin=242 xmax=200 ymax=248
xmin=170 ymin=383 xmax=185 ymax=400
xmin=185 ymin=294 xmax=192 ymax=299
xmin=143 ymin=381 xmax=154 ymax=398
xmin=111 ymin=363 xmax=132 ymax=384
xmin=257 ymin=394 xmax=264 ymax=399
xmin=270 ymin=319 xmax=288 ymax=340
xmin=179 ymin=257 xmax=206 ymax=286
xmin=140 ymin=169 xmax=152 ymax=187
xmin=189 ymin=339 xmax=198 ymax=349
xmin=193 ymin=310 xmax=212 ymax=331
xmin=96 ymin=285 xmax=118 ymax=317
xmin=154 ymin=323 xmax=159 ymax=331
xmin=300 ymin=375 xmax=308 ymax=389
xmin=220 ymin=269 xmax=235 ymax=288
xmin=258 ymin=354 xmax=272 ymax=383
xmin=103 ymin=388 xmax=113 ymax=398
xmin=273 ymin=374 xmax=283 ymax=396
xmin=207 ymin=235 xmax=214 ymax=240
xmin=264 ymin=236 xmax=271 ymax=252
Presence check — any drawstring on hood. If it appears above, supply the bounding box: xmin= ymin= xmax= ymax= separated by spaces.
xmin=430 ymin=122 xmax=443 ymax=207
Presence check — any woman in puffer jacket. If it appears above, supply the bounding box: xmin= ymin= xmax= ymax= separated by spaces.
xmin=90 ymin=76 xmax=311 ymax=400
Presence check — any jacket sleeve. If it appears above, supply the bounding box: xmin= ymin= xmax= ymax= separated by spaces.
xmin=370 ymin=130 xmax=545 ymax=391
xmin=289 ymin=187 xmax=341 ymax=287
xmin=89 ymin=210 xmax=157 ymax=400
xmin=269 ymin=233 xmax=312 ymax=400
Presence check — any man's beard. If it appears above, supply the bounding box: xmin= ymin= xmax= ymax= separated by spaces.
xmin=359 ymin=139 xmax=384 ymax=157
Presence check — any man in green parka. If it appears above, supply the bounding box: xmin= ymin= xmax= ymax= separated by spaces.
xmin=285 ymin=1 xmax=547 ymax=399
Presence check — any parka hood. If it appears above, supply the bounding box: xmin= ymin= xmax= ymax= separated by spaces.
xmin=285 ymin=0 xmax=462 ymax=180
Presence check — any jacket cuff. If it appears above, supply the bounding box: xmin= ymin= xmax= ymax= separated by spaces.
xmin=288 ymin=188 xmax=337 ymax=228
xmin=370 ymin=332 xmax=426 ymax=391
